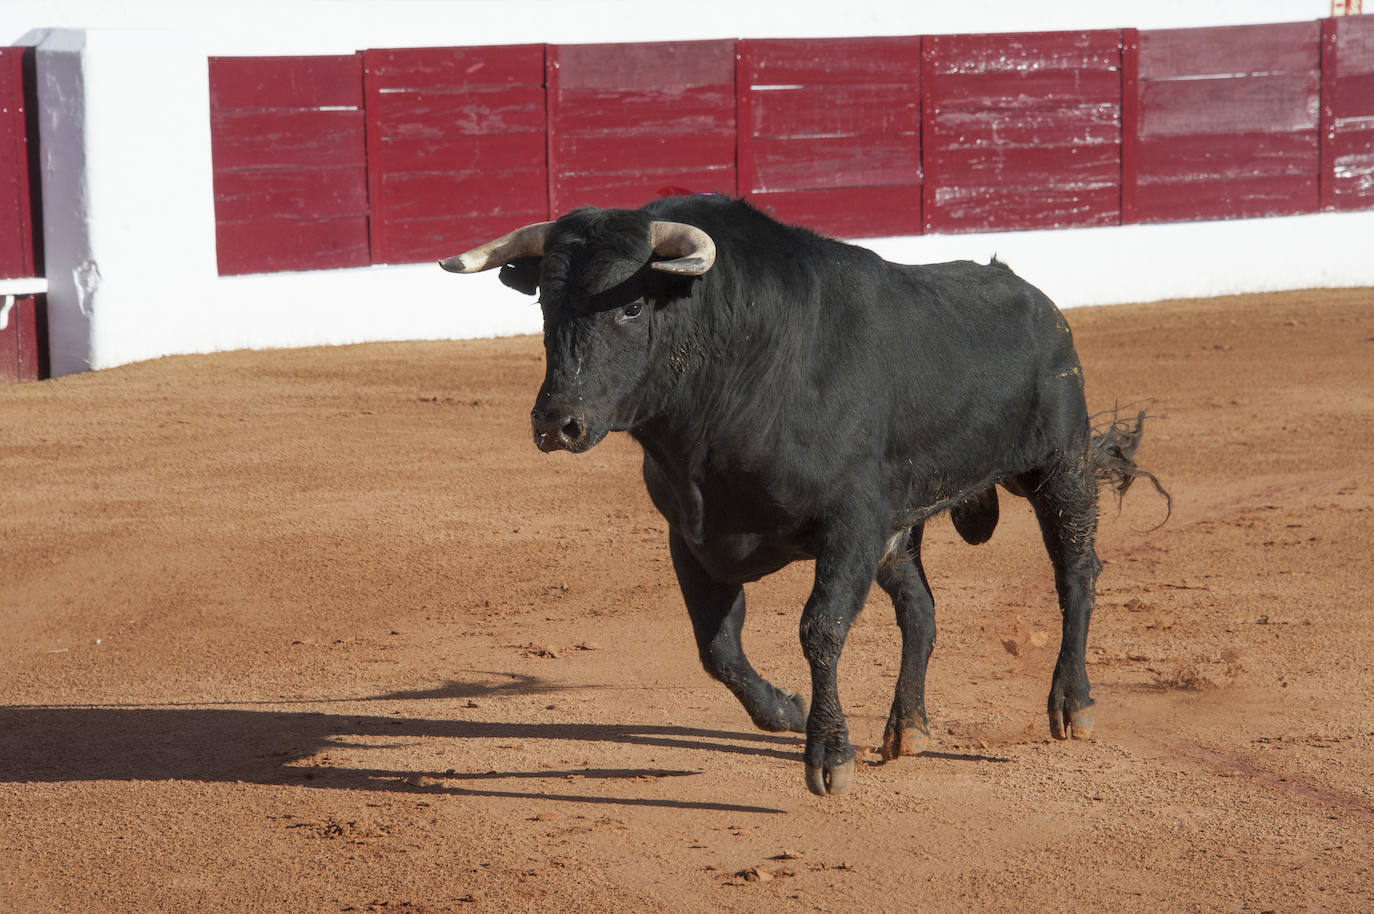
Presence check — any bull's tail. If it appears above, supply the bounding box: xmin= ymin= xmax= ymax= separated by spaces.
xmin=1090 ymin=405 xmax=1172 ymax=525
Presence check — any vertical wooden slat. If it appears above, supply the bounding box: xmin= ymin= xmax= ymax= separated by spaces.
xmin=1319 ymin=17 xmax=1339 ymax=213
xmin=921 ymin=36 xmax=938 ymax=234
xmin=1120 ymin=28 xmax=1141 ymax=225
xmin=545 ymin=44 xmax=561 ymax=218
xmin=734 ymin=45 xmax=757 ymax=209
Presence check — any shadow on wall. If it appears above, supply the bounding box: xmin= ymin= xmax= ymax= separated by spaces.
xmin=0 ymin=677 xmax=801 ymax=814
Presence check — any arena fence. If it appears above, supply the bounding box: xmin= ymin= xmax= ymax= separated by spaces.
xmin=0 ymin=46 xmax=44 ymax=383
xmin=207 ymin=17 xmax=1374 ymax=276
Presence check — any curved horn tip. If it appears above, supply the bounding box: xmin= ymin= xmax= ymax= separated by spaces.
xmin=438 ymin=256 xmax=470 ymax=273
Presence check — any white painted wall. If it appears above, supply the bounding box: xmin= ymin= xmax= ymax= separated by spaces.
xmin=11 ymin=3 xmax=1374 ymax=374
xmin=0 ymin=1 xmax=1340 ymax=55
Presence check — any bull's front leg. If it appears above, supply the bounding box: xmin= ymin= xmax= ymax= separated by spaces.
xmin=669 ymin=531 xmax=808 ymax=733
xmin=799 ymin=532 xmax=881 ymax=796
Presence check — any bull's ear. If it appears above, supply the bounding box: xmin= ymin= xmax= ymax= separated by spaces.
xmin=499 ymin=257 xmax=542 ymax=296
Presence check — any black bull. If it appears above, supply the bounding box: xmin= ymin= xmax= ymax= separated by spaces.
xmin=440 ymin=195 xmax=1165 ymax=796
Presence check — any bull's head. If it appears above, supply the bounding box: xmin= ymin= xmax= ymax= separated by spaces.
xmin=440 ymin=208 xmax=716 ymax=453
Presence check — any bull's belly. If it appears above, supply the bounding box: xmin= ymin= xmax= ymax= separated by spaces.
xmin=677 ymin=529 xmax=807 ymax=584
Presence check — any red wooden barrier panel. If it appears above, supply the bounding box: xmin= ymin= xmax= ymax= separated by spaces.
xmin=923 ymin=30 xmax=1124 ymax=233
xmin=209 ymin=55 xmax=371 ymax=274
xmin=0 ymin=47 xmax=44 ymax=383
xmin=364 ymin=45 xmax=547 ymax=264
xmin=547 ymin=40 xmax=736 ymax=215
xmin=1132 ymin=21 xmax=1321 ymax=223
xmin=1322 ymin=15 xmax=1374 ymax=211
xmin=738 ymin=37 xmax=922 ymax=239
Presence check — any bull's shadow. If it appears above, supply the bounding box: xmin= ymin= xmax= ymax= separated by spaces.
xmin=0 ymin=676 xmax=799 ymax=814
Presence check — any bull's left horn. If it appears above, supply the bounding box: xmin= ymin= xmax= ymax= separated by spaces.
xmin=648 ymin=221 xmax=716 ymax=276
xmin=439 ymin=221 xmax=553 ymax=273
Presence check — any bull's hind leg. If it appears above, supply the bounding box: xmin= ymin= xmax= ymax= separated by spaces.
xmin=876 ymin=524 xmax=936 ymax=760
xmin=1017 ymin=463 xmax=1102 ymax=740
xmin=669 ymin=531 xmax=807 ymax=733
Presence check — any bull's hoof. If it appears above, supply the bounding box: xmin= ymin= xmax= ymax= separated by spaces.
xmin=805 ymin=758 xmax=854 ymax=796
xmin=880 ymin=721 xmax=930 ymax=761
xmin=1048 ymin=699 xmax=1095 ymax=741
xmin=751 ymin=690 xmax=807 ymax=733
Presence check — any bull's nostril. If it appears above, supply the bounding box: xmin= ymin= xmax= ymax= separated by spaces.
xmin=562 ymin=417 xmax=586 ymax=441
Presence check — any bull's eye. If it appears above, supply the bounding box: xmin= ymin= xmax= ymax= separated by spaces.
xmin=617 ymin=301 xmax=644 ymax=324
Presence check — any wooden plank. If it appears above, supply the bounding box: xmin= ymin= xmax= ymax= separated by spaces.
xmin=1133 ymin=173 xmax=1318 ymax=223
xmin=1330 ymin=71 xmax=1374 ymax=116
xmin=554 ymin=87 xmax=736 ymax=134
xmin=750 ymin=134 xmax=920 ymax=192
xmin=749 ymin=85 xmax=919 ymax=137
xmin=1137 ymin=131 xmax=1318 ymax=181
xmin=929 ymin=141 xmax=1120 ymax=187
xmin=926 ymin=30 xmax=1124 ymax=74
xmin=735 ymin=47 xmax=758 ymax=203
xmin=1137 ymin=21 xmax=1320 ymax=80
xmin=209 ymin=55 xmax=364 ymax=110
xmin=746 ymin=185 xmax=923 ymax=239
xmin=376 ymin=169 xmax=547 ymax=221
xmin=214 ymin=216 xmax=371 ymax=275
xmin=1138 ymin=72 xmax=1320 ymax=137
xmin=210 ymin=109 xmax=368 ymax=170
xmin=375 ymin=131 xmax=546 ymax=175
xmin=920 ymin=36 xmax=937 ymax=234
xmin=211 ymin=167 xmax=370 ymax=222
xmin=380 ymin=209 xmax=553 ymax=265
xmin=740 ymin=36 xmax=921 ymax=87
xmin=556 ymin=167 xmax=736 ymax=212
xmin=554 ymin=40 xmax=735 ymax=90
xmin=553 ymin=130 xmax=736 ymax=175
xmin=366 ymin=86 xmax=547 ymax=137
xmin=930 ymin=69 xmax=1121 ymax=109
xmin=1121 ymin=27 xmax=1140 ymax=224
xmin=1328 ymin=127 xmax=1374 ymax=210
xmin=364 ymin=45 xmax=545 ymax=88
xmin=928 ymin=182 xmax=1120 ymax=233
xmin=935 ymin=105 xmax=1119 ymax=149
xmin=1321 ymin=17 xmax=1340 ymax=212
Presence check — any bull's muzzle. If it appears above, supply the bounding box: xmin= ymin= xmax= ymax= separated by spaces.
xmin=531 ymin=408 xmax=588 ymax=453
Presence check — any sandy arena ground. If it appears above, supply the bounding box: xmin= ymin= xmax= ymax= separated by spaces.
xmin=2 ymin=287 xmax=1372 ymax=912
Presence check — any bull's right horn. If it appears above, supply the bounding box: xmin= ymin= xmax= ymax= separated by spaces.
xmin=648 ymin=221 xmax=716 ymax=276
xmin=439 ymin=221 xmax=553 ymax=273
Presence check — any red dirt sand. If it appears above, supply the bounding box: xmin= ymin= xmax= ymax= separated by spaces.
xmin=2 ymin=288 xmax=1372 ymax=912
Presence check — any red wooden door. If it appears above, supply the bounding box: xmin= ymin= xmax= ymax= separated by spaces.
xmin=0 ymin=46 xmax=44 ymax=383
xmin=922 ymin=30 xmax=1126 ymax=234
xmin=738 ymin=36 xmax=923 ymax=238
xmin=547 ymin=40 xmax=737 ymax=214
xmin=363 ymin=44 xmax=548 ymax=264
xmin=209 ymin=55 xmax=371 ymax=275
xmin=1132 ymin=21 xmax=1322 ymax=223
